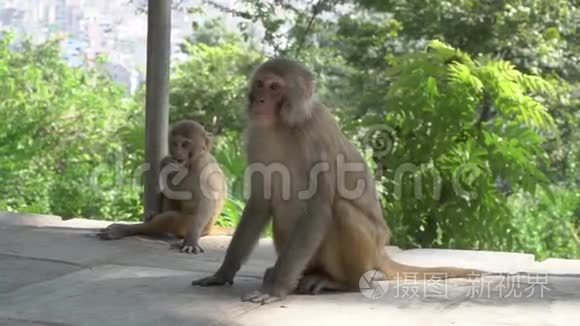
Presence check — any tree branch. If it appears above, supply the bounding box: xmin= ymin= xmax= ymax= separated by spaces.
xmin=294 ymin=0 xmax=326 ymax=57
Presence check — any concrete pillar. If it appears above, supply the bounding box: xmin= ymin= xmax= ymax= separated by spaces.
xmin=143 ymin=0 xmax=171 ymax=221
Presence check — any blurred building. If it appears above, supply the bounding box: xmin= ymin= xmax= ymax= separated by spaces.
xmin=0 ymin=0 xmax=240 ymax=94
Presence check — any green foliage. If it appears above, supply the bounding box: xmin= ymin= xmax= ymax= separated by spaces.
xmin=170 ymin=36 xmax=262 ymax=134
xmin=335 ymin=0 xmax=580 ymax=186
xmin=183 ymin=18 xmax=247 ymax=48
xmin=212 ymin=132 xmax=247 ymax=227
xmin=0 ymin=35 xmax=142 ymax=220
xmin=510 ymin=187 xmax=580 ymax=259
xmin=375 ymin=42 xmax=558 ymax=251
xmin=355 ymin=0 xmax=580 ymax=79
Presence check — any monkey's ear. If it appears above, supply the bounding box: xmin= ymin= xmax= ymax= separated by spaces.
xmin=280 ymin=77 xmax=314 ymax=127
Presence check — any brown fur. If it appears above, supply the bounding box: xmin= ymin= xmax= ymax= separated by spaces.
xmin=98 ymin=120 xmax=228 ymax=254
xmin=192 ymin=58 xmax=483 ymax=303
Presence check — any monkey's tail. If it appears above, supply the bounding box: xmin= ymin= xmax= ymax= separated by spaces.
xmin=380 ymin=253 xmax=485 ymax=280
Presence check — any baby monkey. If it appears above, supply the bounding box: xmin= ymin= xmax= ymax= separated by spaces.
xmin=98 ymin=120 xmax=226 ymax=254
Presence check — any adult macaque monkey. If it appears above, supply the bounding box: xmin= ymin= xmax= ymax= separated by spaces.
xmin=98 ymin=120 xmax=226 ymax=254
xmin=192 ymin=58 xmax=483 ymax=303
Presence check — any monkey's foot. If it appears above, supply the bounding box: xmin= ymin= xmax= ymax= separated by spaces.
xmin=297 ymin=274 xmax=347 ymax=295
xmin=97 ymin=224 xmax=131 ymax=240
xmin=171 ymin=239 xmax=204 ymax=254
xmin=191 ymin=273 xmax=233 ymax=286
xmin=241 ymin=290 xmax=282 ymax=305
xmin=181 ymin=243 xmax=204 ymax=254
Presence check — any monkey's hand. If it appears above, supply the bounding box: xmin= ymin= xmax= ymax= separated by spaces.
xmin=191 ymin=272 xmax=233 ymax=287
xmin=160 ymin=155 xmax=176 ymax=167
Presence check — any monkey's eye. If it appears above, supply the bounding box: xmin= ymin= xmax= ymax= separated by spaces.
xmin=181 ymin=142 xmax=188 ymax=149
xmin=270 ymin=82 xmax=280 ymax=91
xmin=256 ymin=80 xmax=264 ymax=88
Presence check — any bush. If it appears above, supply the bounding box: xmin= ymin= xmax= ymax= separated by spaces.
xmin=170 ymin=42 xmax=262 ymax=134
xmin=372 ymin=41 xmax=558 ymax=251
xmin=0 ymin=35 xmax=142 ymax=220
xmin=212 ymin=132 xmax=247 ymax=227
xmin=511 ymin=187 xmax=580 ymax=259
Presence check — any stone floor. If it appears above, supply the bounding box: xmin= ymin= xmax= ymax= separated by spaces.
xmin=1 ymin=212 xmax=579 ymax=326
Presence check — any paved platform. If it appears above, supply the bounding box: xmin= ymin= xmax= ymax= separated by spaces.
xmin=1 ymin=212 xmax=579 ymax=326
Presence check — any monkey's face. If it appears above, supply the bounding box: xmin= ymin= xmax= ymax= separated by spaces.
xmin=248 ymin=73 xmax=285 ymax=128
xmin=169 ymin=134 xmax=206 ymax=166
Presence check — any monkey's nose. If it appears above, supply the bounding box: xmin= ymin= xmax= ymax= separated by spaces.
xmin=259 ymin=98 xmax=265 ymax=103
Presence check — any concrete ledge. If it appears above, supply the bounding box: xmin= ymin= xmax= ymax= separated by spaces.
xmin=1 ymin=211 xmax=579 ymax=326
xmin=0 ymin=212 xmax=112 ymax=229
